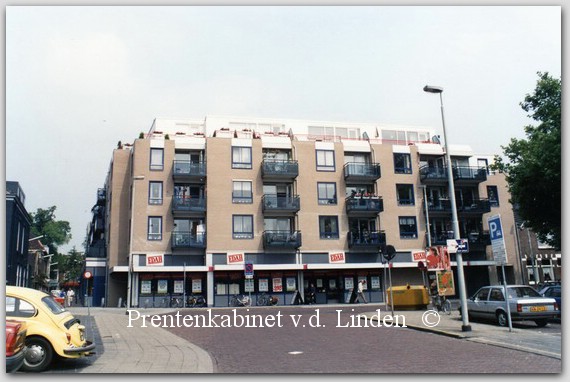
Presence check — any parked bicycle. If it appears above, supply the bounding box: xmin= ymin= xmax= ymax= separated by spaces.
xmin=230 ymin=294 xmax=251 ymax=307
xmin=257 ymin=293 xmax=278 ymax=306
xmin=170 ymin=296 xmax=184 ymax=308
xmin=187 ymin=294 xmax=207 ymax=307
xmin=432 ymin=293 xmax=452 ymax=315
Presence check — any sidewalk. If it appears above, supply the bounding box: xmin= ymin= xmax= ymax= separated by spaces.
xmin=68 ymin=307 xmax=214 ymax=373
xmin=361 ymin=305 xmax=561 ymax=360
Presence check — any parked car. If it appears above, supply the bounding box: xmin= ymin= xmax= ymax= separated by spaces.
xmin=50 ymin=290 xmax=65 ymax=307
xmin=6 ymin=286 xmax=96 ymax=372
xmin=459 ymin=285 xmax=559 ymax=327
xmin=538 ymin=284 xmax=561 ymax=313
xmin=6 ymin=320 xmax=28 ymax=373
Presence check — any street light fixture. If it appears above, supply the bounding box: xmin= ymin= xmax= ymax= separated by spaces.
xmin=423 ymin=85 xmax=471 ymax=332
xmin=126 ymin=175 xmax=145 ymax=313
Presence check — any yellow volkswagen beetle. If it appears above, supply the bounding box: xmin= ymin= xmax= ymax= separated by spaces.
xmin=6 ymin=286 xmax=95 ymax=372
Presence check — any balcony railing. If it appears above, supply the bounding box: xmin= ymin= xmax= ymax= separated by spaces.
xmin=173 ymin=161 xmax=207 ymax=180
xmin=345 ymin=196 xmax=384 ymax=215
xmin=419 ymin=165 xmax=487 ymax=184
xmin=428 ymin=231 xmax=491 ymax=249
xmin=172 ymin=197 xmax=206 ymax=214
xmin=348 ymin=230 xmax=386 ymax=249
xmin=171 ymin=232 xmax=206 ymax=249
xmin=427 ymin=198 xmax=490 ymax=215
xmin=261 ymin=160 xmax=299 ymax=180
xmin=263 ymin=230 xmax=302 ymax=249
xmin=262 ymin=195 xmax=300 ymax=214
xmin=343 ymin=162 xmax=381 ymax=182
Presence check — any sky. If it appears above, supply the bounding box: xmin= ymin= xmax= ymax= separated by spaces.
xmin=4 ymin=4 xmax=562 ymax=254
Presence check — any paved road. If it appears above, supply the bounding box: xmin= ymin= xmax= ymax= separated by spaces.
xmin=163 ymin=305 xmax=561 ymax=373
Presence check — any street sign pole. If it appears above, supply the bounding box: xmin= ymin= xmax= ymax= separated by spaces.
xmin=502 ymin=264 xmax=513 ymax=332
xmin=488 ymin=214 xmax=513 ymax=332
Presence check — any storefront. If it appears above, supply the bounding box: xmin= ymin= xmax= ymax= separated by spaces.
xmin=136 ymin=272 xmax=207 ymax=308
xmin=302 ymin=270 xmax=384 ymax=304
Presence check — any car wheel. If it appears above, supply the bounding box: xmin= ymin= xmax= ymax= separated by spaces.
xmin=496 ymin=311 xmax=508 ymax=327
xmin=534 ymin=319 xmax=548 ymax=327
xmin=22 ymin=337 xmax=54 ymax=372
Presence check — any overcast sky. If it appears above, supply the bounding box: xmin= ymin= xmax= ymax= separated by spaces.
xmin=4 ymin=5 xmax=562 ymax=254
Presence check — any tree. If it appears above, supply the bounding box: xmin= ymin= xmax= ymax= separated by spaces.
xmin=492 ymin=72 xmax=561 ymax=249
xmin=29 ymin=206 xmax=72 ymax=256
xmin=59 ymin=247 xmax=85 ymax=285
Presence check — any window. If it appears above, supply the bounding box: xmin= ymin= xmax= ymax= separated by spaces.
xmin=319 ymin=216 xmax=339 ymax=239
xmin=317 ymin=182 xmax=337 ymax=205
xmin=478 ymin=158 xmax=489 ymax=174
xmin=487 ymin=185 xmax=499 ymax=207
xmin=5 ymin=297 xmax=36 ymax=318
xmin=232 ymin=147 xmax=252 ymax=169
xmin=396 ymin=184 xmax=414 ymax=206
xmin=233 ymin=215 xmax=253 ymax=239
xmin=150 ymin=148 xmax=164 ymax=171
xmin=233 ymin=181 xmax=253 ymax=203
xmin=394 ymin=153 xmax=412 ymax=174
xmin=316 ymin=150 xmax=335 ymax=172
xmin=399 ymin=216 xmax=418 ymax=239
xmin=489 ymin=288 xmax=505 ymax=302
xmin=149 ymin=182 xmax=163 ymax=205
xmin=148 ymin=217 xmax=162 ymax=240
xmin=474 ymin=288 xmax=490 ymax=301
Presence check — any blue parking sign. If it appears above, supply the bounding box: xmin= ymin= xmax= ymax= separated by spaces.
xmin=488 ymin=215 xmax=503 ymax=241
xmin=488 ymin=215 xmax=507 ymax=264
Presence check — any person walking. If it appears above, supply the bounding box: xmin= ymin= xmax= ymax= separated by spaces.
xmin=66 ymin=288 xmax=75 ymax=307
xmin=356 ymin=280 xmax=368 ymax=303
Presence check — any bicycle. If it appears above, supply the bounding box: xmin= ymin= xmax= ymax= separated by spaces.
xmin=230 ymin=294 xmax=251 ymax=307
xmin=170 ymin=296 xmax=184 ymax=308
xmin=187 ymin=294 xmax=207 ymax=307
xmin=256 ymin=293 xmax=278 ymax=306
xmin=432 ymin=293 xmax=452 ymax=315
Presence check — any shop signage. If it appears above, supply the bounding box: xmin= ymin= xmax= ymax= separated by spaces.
xmin=141 ymin=280 xmax=151 ymax=294
xmin=412 ymin=251 xmax=426 ymax=262
xmin=259 ymin=278 xmax=269 ymax=292
xmin=192 ymin=279 xmax=202 ymax=293
xmin=227 ymin=252 xmax=245 ymax=265
xmin=157 ymin=280 xmax=168 ymax=294
xmin=329 ymin=251 xmax=345 ymax=264
xmin=174 ymin=280 xmax=184 ymax=294
xmin=273 ymin=278 xmax=283 ymax=292
xmin=146 ymin=254 xmax=164 ymax=266
xmin=344 ymin=277 xmax=354 ymax=290
xmin=286 ymin=277 xmax=296 ymax=292
xmin=245 ymin=279 xmax=255 ymax=292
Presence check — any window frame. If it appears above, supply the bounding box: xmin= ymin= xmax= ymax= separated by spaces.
xmin=487 ymin=185 xmax=499 ymax=207
xmin=149 ymin=181 xmax=163 ymax=205
xmin=233 ymin=215 xmax=254 ymax=239
xmin=232 ymin=146 xmax=253 ymax=169
xmin=319 ymin=215 xmax=340 ymax=239
xmin=398 ymin=216 xmax=418 ymax=239
xmin=316 ymin=150 xmax=335 ymax=172
xmin=396 ymin=184 xmax=415 ymax=206
xmin=150 ymin=148 xmax=164 ymax=171
xmin=148 ymin=216 xmax=163 ymax=241
xmin=232 ymin=180 xmax=253 ymax=204
xmin=393 ymin=153 xmax=412 ymax=174
xmin=317 ymin=182 xmax=337 ymax=205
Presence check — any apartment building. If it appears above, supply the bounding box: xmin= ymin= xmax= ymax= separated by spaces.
xmin=91 ymin=116 xmax=523 ymax=308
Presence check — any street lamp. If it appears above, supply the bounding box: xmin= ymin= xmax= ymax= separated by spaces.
xmin=126 ymin=175 xmax=145 ymax=313
xmin=423 ymin=85 xmax=471 ymax=332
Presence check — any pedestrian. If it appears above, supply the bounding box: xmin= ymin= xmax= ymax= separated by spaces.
xmin=307 ymin=283 xmax=316 ymax=304
xmin=356 ymin=280 xmax=368 ymax=303
xmin=66 ymin=288 xmax=75 ymax=307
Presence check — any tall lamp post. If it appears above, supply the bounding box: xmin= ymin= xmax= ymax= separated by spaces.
xmin=126 ymin=175 xmax=145 ymax=313
xmin=423 ymin=85 xmax=471 ymax=332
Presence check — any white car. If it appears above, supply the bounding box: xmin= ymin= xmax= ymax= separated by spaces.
xmin=460 ymin=285 xmax=559 ymax=327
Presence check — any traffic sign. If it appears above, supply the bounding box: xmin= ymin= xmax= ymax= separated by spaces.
xmin=488 ymin=214 xmax=507 ymax=264
xmin=84 ymin=271 xmax=92 ymax=279
xmin=244 ymin=262 xmax=254 ymax=279
xmin=446 ymin=239 xmax=469 ymax=254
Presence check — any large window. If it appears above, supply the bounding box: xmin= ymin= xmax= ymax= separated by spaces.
xmin=233 ymin=181 xmax=253 ymax=204
xmin=317 ymin=182 xmax=337 ymax=205
xmin=487 ymin=185 xmax=499 ymax=207
xmin=319 ymin=216 xmax=339 ymax=239
xmin=150 ymin=148 xmax=164 ymax=171
xmin=396 ymin=184 xmax=414 ymax=206
xmin=233 ymin=215 xmax=254 ymax=239
xmin=232 ymin=147 xmax=252 ymax=169
xmin=149 ymin=182 xmax=163 ymax=205
xmin=398 ymin=216 xmax=417 ymax=239
xmin=394 ymin=153 xmax=412 ymax=174
xmin=316 ymin=150 xmax=335 ymax=172
xmin=148 ymin=217 xmax=162 ymax=241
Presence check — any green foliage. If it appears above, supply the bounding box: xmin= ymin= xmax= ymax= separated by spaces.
xmin=139 ymin=132 xmax=144 ymax=139
xmin=29 ymin=206 xmax=72 ymax=256
xmin=491 ymin=72 xmax=561 ymax=249
xmin=57 ymin=247 xmax=85 ymax=283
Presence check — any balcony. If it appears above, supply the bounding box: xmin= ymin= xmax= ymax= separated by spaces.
xmin=173 ymin=161 xmax=207 ymax=182
xmin=97 ymin=188 xmax=106 ymax=205
xmin=171 ymin=232 xmax=206 ymax=249
xmin=262 ymin=195 xmax=300 ymax=215
xmin=345 ymin=196 xmax=383 ymax=216
xmin=419 ymin=165 xmax=487 ymax=185
xmin=427 ymin=198 xmax=490 ymax=217
xmin=263 ymin=230 xmax=302 ymax=250
xmin=261 ymin=160 xmax=299 ymax=181
xmin=172 ymin=197 xmax=206 ymax=217
xmin=348 ymin=231 xmax=386 ymax=250
xmin=467 ymin=231 xmax=491 ymax=252
xmin=343 ymin=162 xmax=381 ymax=183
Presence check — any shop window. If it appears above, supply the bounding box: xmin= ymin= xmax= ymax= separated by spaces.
xmin=233 ymin=215 xmax=253 ymax=239
xmin=150 ymin=148 xmax=164 ymax=171
xmin=319 ymin=216 xmax=339 ymax=239
xmin=399 ymin=216 xmax=417 ymax=239
xmin=316 ymin=150 xmax=335 ymax=172
xmin=232 ymin=147 xmax=252 ymax=169
xmin=317 ymin=182 xmax=337 ymax=205
xmin=396 ymin=184 xmax=414 ymax=206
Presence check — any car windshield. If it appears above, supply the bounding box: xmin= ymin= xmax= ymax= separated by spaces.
xmin=507 ymin=286 xmax=542 ymax=298
xmin=42 ymin=296 xmax=67 ymax=314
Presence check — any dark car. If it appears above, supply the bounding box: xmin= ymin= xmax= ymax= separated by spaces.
xmin=6 ymin=320 xmax=27 ymax=373
xmin=538 ymin=285 xmax=561 ymax=313
xmin=460 ymin=285 xmax=559 ymax=327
